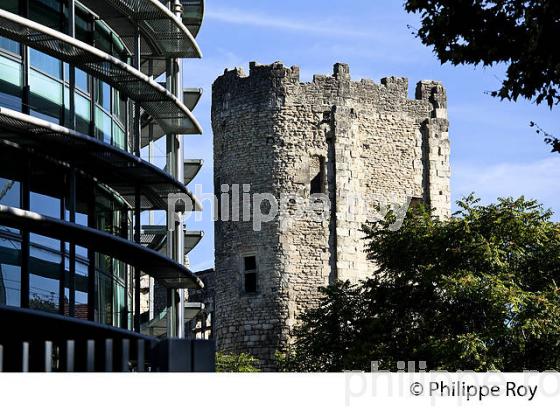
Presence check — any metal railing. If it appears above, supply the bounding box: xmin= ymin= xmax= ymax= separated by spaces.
xmin=0 ymin=337 xmax=215 ymax=372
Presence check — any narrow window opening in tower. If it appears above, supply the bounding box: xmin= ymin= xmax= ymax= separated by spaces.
xmin=409 ymin=196 xmax=424 ymax=210
xmin=243 ymin=256 xmax=257 ymax=293
xmin=310 ymin=156 xmax=325 ymax=195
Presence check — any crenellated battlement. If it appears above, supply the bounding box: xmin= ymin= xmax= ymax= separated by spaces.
xmin=214 ymin=62 xmax=447 ymax=115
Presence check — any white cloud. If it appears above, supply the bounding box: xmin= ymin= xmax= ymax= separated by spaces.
xmin=205 ymin=7 xmax=383 ymax=39
xmin=452 ymin=157 xmax=560 ymax=218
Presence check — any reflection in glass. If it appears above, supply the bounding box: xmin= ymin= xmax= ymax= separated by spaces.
xmin=0 ymin=177 xmax=21 ymax=234
xmin=0 ymin=232 xmax=21 ymax=307
xmin=76 ymin=68 xmax=89 ymax=93
xmin=95 ymin=265 xmax=127 ymax=328
xmin=75 ymin=92 xmax=91 ymax=134
xmin=113 ymin=123 xmax=125 ymax=150
xmin=30 ymin=69 xmax=63 ymax=104
xmin=30 ymin=69 xmax=63 ymax=122
xmin=0 ymin=35 xmax=19 ymax=55
xmin=74 ymin=249 xmax=89 ymax=319
xmin=30 ymin=49 xmax=61 ymax=79
xmin=0 ymin=177 xmax=20 ymax=207
xmin=30 ymin=191 xmax=61 ymax=219
xmin=29 ymin=237 xmax=62 ymax=314
xmin=29 ymin=0 xmax=63 ymax=31
xmin=0 ymin=54 xmax=22 ymax=111
xmin=95 ymin=106 xmax=112 ymax=144
xmin=95 ymin=269 xmax=112 ymax=325
xmin=95 ymin=80 xmax=111 ymax=112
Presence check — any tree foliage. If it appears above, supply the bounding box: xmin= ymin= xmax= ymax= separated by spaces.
xmin=405 ymin=0 xmax=560 ymax=107
xmin=404 ymin=0 xmax=560 ymax=151
xmin=282 ymin=196 xmax=560 ymax=371
xmin=216 ymin=352 xmax=260 ymax=372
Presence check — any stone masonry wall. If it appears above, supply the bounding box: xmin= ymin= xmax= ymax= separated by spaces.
xmin=212 ymin=62 xmax=451 ymax=370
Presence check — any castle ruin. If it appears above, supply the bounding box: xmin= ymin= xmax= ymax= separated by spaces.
xmin=212 ymin=62 xmax=451 ymax=369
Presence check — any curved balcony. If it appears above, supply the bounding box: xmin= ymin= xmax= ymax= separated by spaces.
xmin=0 ymin=205 xmax=203 ymax=289
xmin=0 ymin=9 xmax=202 ymax=137
xmin=77 ymin=0 xmax=202 ymax=59
xmin=0 ymin=107 xmax=202 ymax=211
xmin=184 ymin=159 xmax=203 ymax=185
xmin=182 ymin=0 xmax=205 ymax=38
xmin=141 ymin=225 xmax=203 ymax=254
xmin=141 ymin=88 xmax=203 ymax=147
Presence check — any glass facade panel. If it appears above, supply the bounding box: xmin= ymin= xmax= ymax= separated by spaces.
xmin=0 ymin=176 xmax=21 ymax=235
xmin=0 ymin=36 xmax=19 ymax=55
xmin=0 ymin=54 xmax=22 ymax=111
xmin=94 ymin=263 xmax=127 ymax=327
xmin=0 ymin=177 xmax=20 ymax=207
xmin=0 ymin=0 xmax=160 ymax=333
xmin=113 ymin=122 xmax=125 ymax=150
xmin=29 ymin=0 xmax=62 ymax=30
xmin=30 ymin=69 xmax=63 ymax=105
xmin=63 ymin=62 xmax=69 ymax=82
xmin=75 ymin=68 xmax=89 ymax=93
xmin=0 ymin=232 xmax=21 ymax=307
xmin=95 ymin=269 xmax=112 ymax=325
xmin=30 ymin=69 xmax=63 ymax=121
xmin=94 ymin=106 xmax=111 ymax=143
xmin=114 ymin=280 xmax=126 ymax=327
xmin=30 ymin=49 xmax=61 ymax=79
xmin=29 ymin=237 xmax=61 ymax=313
xmin=75 ymin=247 xmax=89 ymax=319
xmin=0 ymin=0 xmax=19 ymax=13
xmin=94 ymin=21 xmax=113 ymax=55
xmin=75 ymin=10 xmax=91 ymax=43
xmin=113 ymin=88 xmax=126 ymax=124
xmin=95 ymin=80 xmax=111 ymax=112
xmin=75 ymin=94 xmax=91 ymax=134
xmin=30 ymin=191 xmax=61 ymax=219
xmin=75 ymin=92 xmax=90 ymax=121
xmin=75 ymin=210 xmax=88 ymax=227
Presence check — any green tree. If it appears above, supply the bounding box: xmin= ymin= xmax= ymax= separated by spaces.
xmin=216 ymin=352 xmax=260 ymax=372
xmin=283 ymin=196 xmax=560 ymax=371
xmin=404 ymin=0 xmax=560 ymax=151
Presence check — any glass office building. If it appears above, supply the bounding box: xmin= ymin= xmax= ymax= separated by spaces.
xmin=0 ymin=0 xmax=204 ymax=340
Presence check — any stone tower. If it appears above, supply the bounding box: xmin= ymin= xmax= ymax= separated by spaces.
xmin=212 ymin=62 xmax=450 ymax=369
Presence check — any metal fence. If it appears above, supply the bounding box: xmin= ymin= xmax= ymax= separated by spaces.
xmin=0 ymin=338 xmax=216 ymax=372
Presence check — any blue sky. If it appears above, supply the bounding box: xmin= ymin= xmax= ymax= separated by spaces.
xmin=174 ymin=0 xmax=560 ymax=271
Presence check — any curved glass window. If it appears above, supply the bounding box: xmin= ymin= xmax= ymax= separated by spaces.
xmin=0 ymin=1 xmax=131 ymax=152
xmin=75 ymin=6 xmax=92 ymax=44
xmin=30 ymin=49 xmax=61 ymax=79
xmin=1 ymin=0 xmax=19 ymax=14
xmin=0 ymin=102 xmax=136 ymax=330
xmin=95 ymin=260 xmax=128 ymax=328
xmin=30 ymin=68 xmax=63 ymax=122
xmin=113 ymin=88 xmax=126 ymax=124
xmin=0 ymin=177 xmax=20 ymax=208
xmin=0 ymin=35 xmax=19 ymax=55
xmin=29 ymin=235 xmax=61 ymax=313
xmin=29 ymin=0 xmax=63 ymax=31
xmin=74 ymin=249 xmax=89 ymax=320
xmin=75 ymin=92 xmax=91 ymax=134
xmin=95 ymin=80 xmax=111 ymax=112
xmin=94 ymin=19 xmax=129 ymax=63
xmin=113 ymin=122 xmax=126 ymax=150
xmin=75 ymin=68 xmax=89 ymax=93
xmin=0 ymin=54 xmax=22 ymax=111
xmin=94 ymin=106 xmax=112 ymax=143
